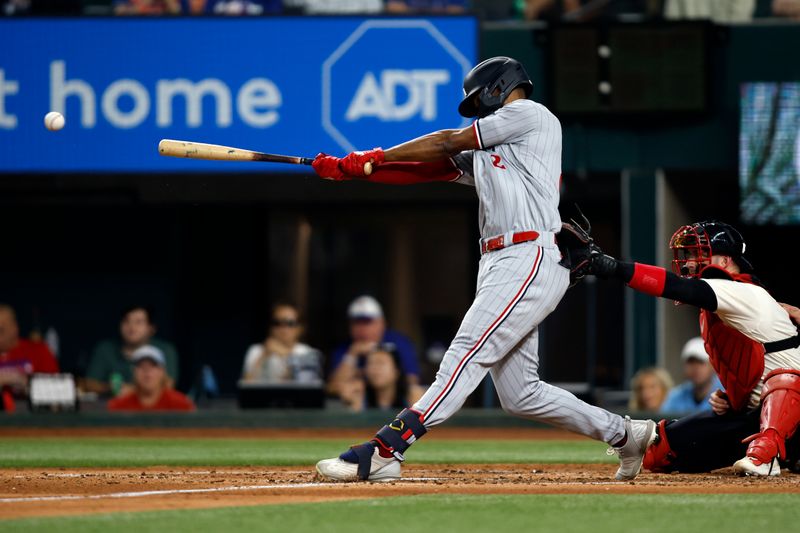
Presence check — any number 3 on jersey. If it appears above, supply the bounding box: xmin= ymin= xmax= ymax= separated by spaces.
xmin=491 ymin=154 xmax=506 ymax=170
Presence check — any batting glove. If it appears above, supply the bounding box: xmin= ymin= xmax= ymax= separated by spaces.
xmin=312 ymin=153 xmax=349 ymax=181
xmin=340 ymin=148 xmax=384 ymax=176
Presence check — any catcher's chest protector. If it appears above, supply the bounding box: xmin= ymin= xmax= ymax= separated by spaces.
xmin=700 ymin=309 xmax=765 ymax=412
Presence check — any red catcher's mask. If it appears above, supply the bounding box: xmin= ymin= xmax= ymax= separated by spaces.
xmin=669 ymin=224 xmax=712 ymax=278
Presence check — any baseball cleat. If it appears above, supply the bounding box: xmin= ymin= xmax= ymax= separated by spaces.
xmin=608 ymin=416 xmax=657 ymax=481
xmin=315 ymin=444 xmax=401 ymax=482
xmin=733 ymin=456 xmax=781 ymax=477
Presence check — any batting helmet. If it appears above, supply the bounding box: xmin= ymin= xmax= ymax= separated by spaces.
xmin=669 ymin=220 xmax=754 ymax=277
xmin=458 ymin=56 xmax=533 ymax=118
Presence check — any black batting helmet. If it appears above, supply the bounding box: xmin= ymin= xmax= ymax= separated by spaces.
xmin=669 ymin=220 xmax=753 ymax=277
xmin=458 ymin=56 xmax=533 ymax=118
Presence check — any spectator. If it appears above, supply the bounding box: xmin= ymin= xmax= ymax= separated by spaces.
xmin=108 ymin=345 xmax=195 ymax=411
xmin=183 ymin=0 xmax=282 ymax=14
xmin=114 ymin=0 xmax=181 ymax=14
xmin=2 ymin=0 xmax=82 ymax=14
xmin=521 ymin=0 xmax=583 ymax=20
xmin=660 ymin=337 xmax=723 ymax=415
xmin=385 ymin=0 xmax=466 ymax=13
xmin=521 ymin=0 xmax=657 ymax=21
xmin=772 ymin=0 xmax=800 ymax=19
xmin=629 ymin=367 xmax=673 ymax=412
xmin=326 ymin=295 xmax=420 ymax=396
xmin=299 ymin=0 xmax=382 ymax=14
xmin=2 ymin=0 xmax=31 ymax=15
xmin=241 ymin=302 xmax=322 ymax=383
xmin=664 ymin=0 xmax=756 ymax=22
xmin=338 ymin=344 xmax=426 ymax=412
xmin=0 ymin=304 xmax=59 ymax=410
xmin=83 ymin=305 xmax=179 ymax=397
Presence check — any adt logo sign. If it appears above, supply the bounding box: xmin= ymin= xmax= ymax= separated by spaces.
xmin=323 ymin=20 xmax=472 ymax=152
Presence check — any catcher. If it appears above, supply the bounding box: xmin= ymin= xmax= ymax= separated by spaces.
xmin=590 ymin=220 xmax=800 ymax=476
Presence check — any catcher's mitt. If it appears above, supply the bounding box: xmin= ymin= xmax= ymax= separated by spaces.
xmin=557 ymin=211 xmax=603 ymax=288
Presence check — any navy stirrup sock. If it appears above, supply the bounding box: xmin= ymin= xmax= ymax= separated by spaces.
xmin=373 ymin=408 xmax=428 ymax=461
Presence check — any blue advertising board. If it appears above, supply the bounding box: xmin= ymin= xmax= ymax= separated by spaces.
xmin=0 ymin=17 xmax=476 ymax=172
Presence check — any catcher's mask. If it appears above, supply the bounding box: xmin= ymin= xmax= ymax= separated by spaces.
xmin=669 ymin=221 xmax=753 ymax=278
xmin=458 ymin=56 xmax=533 ymax=119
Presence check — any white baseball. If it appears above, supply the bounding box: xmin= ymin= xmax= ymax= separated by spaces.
xmin=44 ymin=111 xmax=65 ymax=131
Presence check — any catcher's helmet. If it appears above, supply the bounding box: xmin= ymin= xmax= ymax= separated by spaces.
xmin=669 ymin=220 xmax=753 ymax=277
xmin=458 ymin=56 xmax=533 ymax=118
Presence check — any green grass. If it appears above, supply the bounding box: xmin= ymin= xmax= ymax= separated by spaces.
xmin=0 ymin=438 xmax=614 ymax=467
xmin=4 ymin=494 xmax=800 ymax=532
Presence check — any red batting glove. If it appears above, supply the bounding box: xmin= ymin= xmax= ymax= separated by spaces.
xmin=340 ymin=148 xmax=385 ymax=176
xmin=312 ymin=153 xmax=349 ymax=181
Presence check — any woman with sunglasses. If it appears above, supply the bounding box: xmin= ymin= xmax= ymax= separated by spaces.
xmin=241 ymin=303 xmax=322 ymax=384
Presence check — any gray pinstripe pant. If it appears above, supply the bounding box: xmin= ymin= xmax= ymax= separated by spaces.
xmin=413 ymin=241 xmax=625 ymax=444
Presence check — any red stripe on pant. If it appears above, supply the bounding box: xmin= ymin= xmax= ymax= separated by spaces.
xmin=423 ymin=247 xmax=543 ymax=419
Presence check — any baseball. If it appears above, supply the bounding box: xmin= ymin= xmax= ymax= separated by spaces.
xmin=44 ymin=111 xmax=65 ymax=131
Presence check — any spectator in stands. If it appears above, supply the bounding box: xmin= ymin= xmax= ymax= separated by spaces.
xmin=338 ymin=344 xmax=425 ymax=412
xmin=0 ymin=304 xmax=59 ymax=410
xmin=326 ymin=295 xmax=420 ymax=396
xmin=3 ymin=0 xmax=82 ymax=14
xmin=183 ymin=0 xmax=282 ymax=14
xmin=83 ymin=305 xmax=179 ymax=397
xmin=660 ymin=337 xmax=722 ymax=415
xmin=521 ymin=0 xmax=659 ymax=20
xmin=241 ymin=302 xmax=322 ymax=383
xmin=114 ymin=0 xmax=181 ymax=14
xmin=385 ymin=0 xmax=466 ymax=13
xmin=2 ymin=0 xmax=31 ymax=15
xmin=772 ymin=0 xmax=800 ymax=19
xmin=299 ymin=0 xmax=381 ymax=14
xmin=107 ymin=345 xmax=195 ymax=411
xmin=664 ymin=0 xmax=755 ymax=22
xmin=629 ymin=366 xmax=673 ymax=412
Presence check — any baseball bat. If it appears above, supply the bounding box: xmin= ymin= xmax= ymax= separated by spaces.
xmin=157 ymin=139 xmax=372 ymax=175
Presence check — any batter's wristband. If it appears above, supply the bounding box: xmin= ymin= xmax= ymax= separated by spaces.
xmin=628 ymin=263 xmax=667 ymax=296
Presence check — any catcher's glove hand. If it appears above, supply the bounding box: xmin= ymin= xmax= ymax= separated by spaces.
xmin=557 ymin=211 xmax=604 ymax=288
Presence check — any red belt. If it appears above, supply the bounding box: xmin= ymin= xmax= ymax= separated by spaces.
xmin=480 ymin=231 xmax=540 ymax=254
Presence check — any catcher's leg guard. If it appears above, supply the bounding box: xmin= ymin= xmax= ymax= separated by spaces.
xmin=743 ymin=369 xmax=800 ymax=464
xmin=643 ymin=420 xmax=677 ymax=473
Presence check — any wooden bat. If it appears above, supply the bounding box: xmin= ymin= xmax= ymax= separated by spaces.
xmin=157 ymin=139 xmax=372 ymax=175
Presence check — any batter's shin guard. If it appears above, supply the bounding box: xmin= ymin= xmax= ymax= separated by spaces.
xmin=373 ymin=408 xmax=428 ymax=461
xmin=743 ymin=369 xmax=800 ymax=463
xmin=643 ymin=420 xmax=677 ymax=473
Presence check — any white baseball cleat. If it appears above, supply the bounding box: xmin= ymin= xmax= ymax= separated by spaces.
xmin=315 ymin=446 xmax=401 ymax=482
xmin=732 ymin=456 xmax=781 ymax=477
xmin=608 ymin=416 xmax=657 ymax=481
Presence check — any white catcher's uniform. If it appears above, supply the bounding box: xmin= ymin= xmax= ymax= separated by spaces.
xmin=412 ymin=100 xmax=626 ymax=443
xmin=702 ymin=278 xmax=800 ymax=408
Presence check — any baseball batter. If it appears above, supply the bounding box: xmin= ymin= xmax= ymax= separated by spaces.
xmin=592 ymin=221 xmax=800 ymax=475
xmin=312 ymin=57 xmax=656 ymax=482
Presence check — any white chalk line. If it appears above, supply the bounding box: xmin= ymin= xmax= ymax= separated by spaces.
xmin=13 ymin=470 xmax=312 ymax=479
xmin=0 ymin=477 xmax=445 ymax=503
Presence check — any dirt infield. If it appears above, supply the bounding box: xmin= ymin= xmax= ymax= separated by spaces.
xmin=2 ymin=427 xmax=800 ymax=520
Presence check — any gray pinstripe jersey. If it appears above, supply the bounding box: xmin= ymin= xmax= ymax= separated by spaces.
xmin=452 ymin=99 xmax=562 ymax=239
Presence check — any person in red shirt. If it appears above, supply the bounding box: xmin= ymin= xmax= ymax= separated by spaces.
xmin=0 ymin=304 xmax=60 ymax=409
xmin=108 ymin=345 xmax=195 ymax=412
